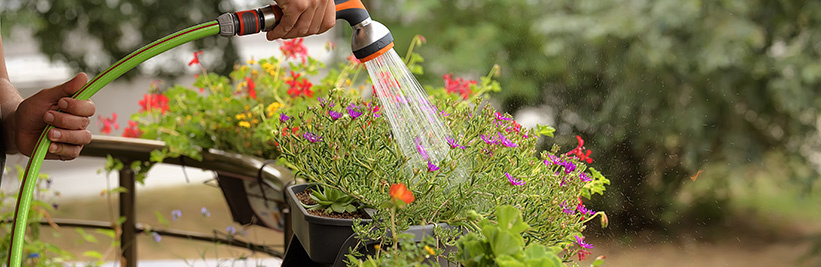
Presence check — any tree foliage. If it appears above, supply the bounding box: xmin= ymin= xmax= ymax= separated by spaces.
xmin=371 ymin=0 xmax=821 ymax=231
xmin=1 ymin=0 xmax=240 ymax=80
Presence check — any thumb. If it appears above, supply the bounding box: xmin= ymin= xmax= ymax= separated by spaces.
xmin=41 ymin=73 xmax=89 ymax=100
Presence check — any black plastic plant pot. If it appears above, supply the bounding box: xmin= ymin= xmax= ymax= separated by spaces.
xmin=333 ymin=223 xmax=462 ymax=266
xmin=285 ymin=183 xmax=372 ymax=265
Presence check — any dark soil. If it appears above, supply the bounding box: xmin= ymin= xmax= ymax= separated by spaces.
xmin=296 ymin=188 xmax=370 ymax=219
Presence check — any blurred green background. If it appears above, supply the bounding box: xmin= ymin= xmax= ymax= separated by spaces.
xmin=2 ymin=0 xmax=821 ymax=265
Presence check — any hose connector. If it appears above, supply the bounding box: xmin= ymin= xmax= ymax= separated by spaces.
xmin=218 ymin=5 xmax=282 ymax=37
xmin=335 ymin=0 xmax=394 ymax=62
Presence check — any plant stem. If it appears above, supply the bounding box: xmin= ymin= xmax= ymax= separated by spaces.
xmin=390 ymin=207 xmax=398 ymax=256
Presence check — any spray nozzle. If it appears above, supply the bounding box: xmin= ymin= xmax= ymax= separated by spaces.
xmin=218 ymin=0 xmax=393 ymax=62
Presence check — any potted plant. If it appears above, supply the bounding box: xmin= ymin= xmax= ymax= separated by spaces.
xmin=126 ymin=37 xmax=610 ymax=266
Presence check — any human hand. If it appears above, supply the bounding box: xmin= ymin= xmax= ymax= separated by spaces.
xmin=266 ymin=0 xmax=336 ymax=40
xmin=12 ymin=73 xmax=95 ymax=160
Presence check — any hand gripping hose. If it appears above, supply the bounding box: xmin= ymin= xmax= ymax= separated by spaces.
xmin=9 ymin=1 xmax=392 ymax=265
xmin=217 ymin=0 xmax=394 ymax=62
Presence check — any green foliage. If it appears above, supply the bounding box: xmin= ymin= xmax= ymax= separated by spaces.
xmin=305 ymin=186 xmax=360 ymax=214
xmin=456 ymin=206 xmax=562 ymax=267
xmin=347 ymin=236 xmax=445 ymax=267
xmin=372 ymin=0 xmax=821 ymax=231
xmin=0 ymin=0 xmax=240 ymax=80
xmin=130 ymin=40 xmax=608 ymax=265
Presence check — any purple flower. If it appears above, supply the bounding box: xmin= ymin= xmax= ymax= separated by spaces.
xmin=506 ymin=173 xmax=525 ymax=186
xmin=561 ymin=161 xmax=577 ymax=174
xmin=494 ymin=112 xmax=512 ymax=123
xmin=28 ymin=253 xmax=39 ymax=259
xmin=498 ymin=132 xmax=518 ymax=147
xmin=52 ymin=203 xmax=59 ymax=210
xmin=318 ymin=97 xmax=334 ymax=107
xmin=226 ymin=226 xmax=237 ymax=235
xmin=560 ymin=201 xmax=575 ymax=215
xmin=280 ymin=113 xmax=290 ymax=122
xmin=303 ymin=132 xmax=323 ymax=143
xmin=577 ymin=204 xmax=595 ymax=216
xmin=446 ymin=136 xmax=465 ymax=149
xmin=152 ymin=232 xmax=162 ymax=243
xmin=427 ymin=161 xmax=440 ymax=172
xmin=415 ymin=137 xmax=430 ymax=161
xmin=201 ymin=207 xmax=211 ymax=217
xmin=171 ymin=209 xmax=182 ymax=221
xmin=575 ymin=235 xmax=594 ymax=249
xmin=347 ymin=104 xmax=363 ymax=119
xmin=328 ymin=110 xmax=343 ymax=120
xmin=579 ymin=172 xmax=592 ymax=182
xmin=480 ymin=134 xmax=497 ymax=145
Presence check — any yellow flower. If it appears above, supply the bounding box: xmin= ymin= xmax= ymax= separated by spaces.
xmin=424 ymin=245 xmax=436 ymax=255
xmin=266 ymin=102 xmax=283 ymax=117
xmin=251 ymin=119 xmax=259 ymax=124
xmin=235 ymin=113 xmax=247 ymax=120
xmin=246 ymin=59 xmax=256 ymax=65
xmin=345 ymin=78 xmax=352 ymax=85
xmin=251 ymin=69 xmax=259 ymax=76
xmin=373 ymin=244 xmax=381 ymax=250
xmin=238 ymin=121 xmax=251 ymax=128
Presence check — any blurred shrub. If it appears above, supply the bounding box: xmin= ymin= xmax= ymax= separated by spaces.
xmin=370 ymin=0 xmax=821 ymax=231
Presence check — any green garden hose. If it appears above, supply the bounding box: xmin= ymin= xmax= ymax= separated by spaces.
xmin=7 ymin=21 xmax=219 ymax=267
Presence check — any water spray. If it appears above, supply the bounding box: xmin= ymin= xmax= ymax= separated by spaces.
xmin=7 ymin=1 xmax=450 ymax=265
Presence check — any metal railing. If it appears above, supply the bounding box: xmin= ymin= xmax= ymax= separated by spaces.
xmin=69 ymin=135 xmax=295 ymax=266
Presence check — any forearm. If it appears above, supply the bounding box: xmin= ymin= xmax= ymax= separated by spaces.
xmin=0 ymin=34 xmax=24 ymax=154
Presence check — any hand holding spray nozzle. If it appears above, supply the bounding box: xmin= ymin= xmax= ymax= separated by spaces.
xmin=217 ymin=0 xmax=393 ymax=62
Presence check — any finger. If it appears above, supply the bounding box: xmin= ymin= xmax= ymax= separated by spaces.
xmin=44 ymin=111 xmax=91 ymax=130
xmin=57 ymin=98 xmax=95 ymax=116
xmin=307 ymin=4 xmax=327 ymax=35
xmin=267 ymin=2 xmax=307 ymax=40
xmin=40 ymin=73 xmax=89 ymax=100
xmin=48 ymin=128 xmax=92 ymax=146
xmin=283 ymin=7 xmax=315 ymax=39
xmin=46 ymin=143 xmax=83 ymax=161
xmin=319 ymin=0 xmax=336 ymax=34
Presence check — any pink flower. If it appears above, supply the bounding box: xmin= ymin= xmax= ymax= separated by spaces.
xmin=100 ymin=113 xmax=119 ymax=135
xmin=139 ymin=94 xmax=170 ymax=114
xmin=506 ymin=173 xmax=525 ymax=186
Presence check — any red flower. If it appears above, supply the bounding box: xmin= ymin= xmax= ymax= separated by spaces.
xmin=245 ymin=77 xmax=257 ymax=100
xmin=138 ymin=93 xmax=170 ymax=114
xmin=99 ymin=113 xmax=119 ymax=135
xmin=389 ymin=183 xmax=415 ymax=204
xmin=577 ymin=249 xmax=592 ymax=261
xmin=566 ymin=135 xmax=593 ymax=163
xmin=282 ymin=126 xmax=299 ymax=136
xmin=188 ymin=50 xmax=204 ymax=66
xmin=280 ymin=38 xmax=308 ymax=63
xmin=285 ymin=71 xmax=313 ymax=98
xmin=443 ymin=74 xmax=476 ymax=100
xmin=122 ymin=120 xmax=142 ymax=138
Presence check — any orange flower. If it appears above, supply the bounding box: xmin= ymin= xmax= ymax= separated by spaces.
xmin=389 ymin=183 xmax=414 ymax=204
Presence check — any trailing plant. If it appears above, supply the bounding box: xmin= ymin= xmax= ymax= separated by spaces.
xmin=122 ymin=37 xmax=610 ymax=264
